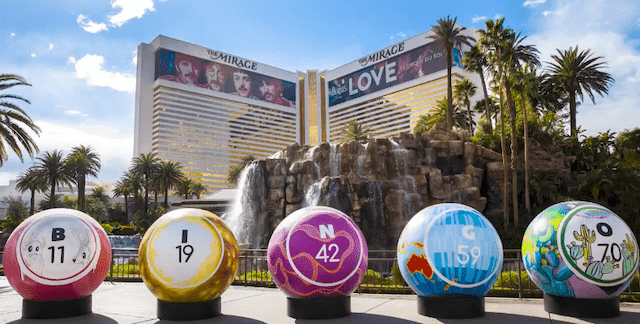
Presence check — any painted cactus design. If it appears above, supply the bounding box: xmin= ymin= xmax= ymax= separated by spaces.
xmin=566 ymin=242 xmax=584 ymax=260
xmin=622 ymin=234 xmax=636 ymax=277
xmin=574 ymin=224 xmax=596 ymax=265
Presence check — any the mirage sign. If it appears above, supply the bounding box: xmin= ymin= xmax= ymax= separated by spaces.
xmin=327 ymin=40 xmax=461 ymax=107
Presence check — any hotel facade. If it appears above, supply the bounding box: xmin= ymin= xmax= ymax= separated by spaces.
xmin=134 ymin=28 xmax=480 ymax=192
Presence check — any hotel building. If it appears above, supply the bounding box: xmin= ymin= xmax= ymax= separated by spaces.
xmin=134 ymin=28 xmax=479 ymax=192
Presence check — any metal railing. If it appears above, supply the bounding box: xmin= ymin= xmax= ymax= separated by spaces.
xmin=3 ymin=247 xmax=639 ymax=300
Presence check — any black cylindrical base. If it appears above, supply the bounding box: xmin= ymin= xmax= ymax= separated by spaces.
xmin=22 ymin=295 xmax=92 ymax=319
xmin=418 ymin=295 xmax=485 ymax=318
xmin=287 ymin=296 xmax=350 ymax=319
xmin=157 ymin=297 xmax=221 ymax=321
xmin=543 ymin=293 xmax=619 ymax=318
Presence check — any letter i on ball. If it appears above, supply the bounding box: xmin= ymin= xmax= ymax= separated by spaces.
xmin=138 ymin=208 xmax=238 ymax=321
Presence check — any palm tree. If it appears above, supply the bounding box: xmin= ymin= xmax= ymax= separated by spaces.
xmin=454 ymin=78 xmax=477 ymax=133
xmin=0 ymin=74 xmax=41 ymax=166
xmin=113 ymin=177 xmax=132 ymax=217
xmin=464 ymin=45 xmax=492 ymax=132
xmin=15 ymin=167 xmax=47 ymax=215
xmin=502 ymin=31 xmax=540 ymax=226
xmin=91 ymin=186 xmax=110 ymax=204
xmin=156 ymin=160 xmax=184 ymax=209
xmin=130 ymin=152 xmax=160 ymax=217
xmin=66 ymin=145 xmax=101 ymax=212
xmin=227 ymin=155 xmax=256 ymax=186
xmin=479 ymin=18 xmax=511 ymax=228
xmin=341 ymin=120 xmax=370 ymax=143
xmin=176 ymin=178 xmax=196 ymax=200
xmin=414 ymin=98 xmax=470 ymax=134
xmin=428 ymin=16 xmax=475 ymax=130
xmin=190 ymin=181 xmax=207 ymax=199
xmin=35 ymin=150 xmax=74 ymax=209
xmin=547 ymin=46 xmax=614 ymax=141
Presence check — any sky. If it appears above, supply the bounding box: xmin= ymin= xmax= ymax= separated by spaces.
xmin=0 ymin=0 xmax=638 ymax=186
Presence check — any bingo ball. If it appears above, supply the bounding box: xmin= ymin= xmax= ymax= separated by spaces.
xmin=267 ymin=206 xmax=368 ymax=298
xmin=139 ymin=208 xmax=238 ymax=303
xmin=522 ymin=201 xmax=639 ymax=298
xmin=3 ymin=208 xmax=111 ymax=301
xmin=397 ymin=203 xmax=503 ymax=297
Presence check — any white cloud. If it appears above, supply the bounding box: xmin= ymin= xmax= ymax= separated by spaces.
xmin=108 ymin=0 xmax=155 ymax=27
xmin=31 ymin=53 xmax=37 ymax=58
xmin=49 ymin=43 xmax=54 ymax=50
xmin=390 ymin=32 xmax=407 ymax=40
xmin=494 ymin=13 xmax=505 ymax=20
xmin=10 ymin=33 xmax=15 ymax=37
xmin=523 ymin=0 xmax=546 ymax=7
xmin=64 ymin=110 xmax=82 ymax=115
xmin=131 ymin=49 xmax=138 ymax=66
xmin=77 ymin=14 xmax=108 ymax=33
xmin=472 ymin=16 xmax=488 ymax=23
xmin=70 ymin=54 xmax=136 ymax=93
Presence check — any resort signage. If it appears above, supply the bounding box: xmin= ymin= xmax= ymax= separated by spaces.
xmin=327 ymin=40 xmax=453 ymax=107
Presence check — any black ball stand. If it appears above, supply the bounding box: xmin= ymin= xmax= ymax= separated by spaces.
xmin=287 ymin=296 xmax=351 ymax=319
xmin=418 ymin=294 xmax=485 ymax=318
xmin=157 ymin=297 xmax=221 ymax=321
xmin=544 ymin=293 xmax=620 ymax=318
xmin=22 ymin=294 xmax=92 ymax=319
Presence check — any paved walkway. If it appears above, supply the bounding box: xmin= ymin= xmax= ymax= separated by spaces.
xmin=1 ymin=277 xmax=640 ymax=323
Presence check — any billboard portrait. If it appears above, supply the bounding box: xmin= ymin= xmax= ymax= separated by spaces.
xmin=328 ymin=40 xmax=453 ymax=107
xmin=155 ymin=49 xmax=296 ymax=107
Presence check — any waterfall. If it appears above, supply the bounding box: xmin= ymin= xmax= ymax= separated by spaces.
xmin=360 ymin=182 xmax=386 ymax=249
xmin=389 ymin=139 xmax=421 ymax=220
xmin=304 ymin=179 xmax=323 ymax=207
xmin=226 ymin=161 xmax=269 ymax=248
xmin=329 ymin=143 xmax=341 ymax=176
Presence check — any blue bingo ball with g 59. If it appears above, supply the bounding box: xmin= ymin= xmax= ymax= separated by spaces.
xmin=397 ymin=203 xmax=503 ymax=297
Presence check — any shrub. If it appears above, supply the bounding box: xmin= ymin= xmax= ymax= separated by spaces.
xmin=101 ymin=223 xmax=114 ymax=234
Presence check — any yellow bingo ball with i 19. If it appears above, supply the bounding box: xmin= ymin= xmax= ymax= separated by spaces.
xmin=139 ymin=208 xmax=238 ymax=304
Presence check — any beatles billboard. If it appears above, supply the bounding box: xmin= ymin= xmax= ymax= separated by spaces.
xmin=327 ymin=40 xmax=461 ymax=107
xmin=155 ymin=49 xmax=296 ymax=108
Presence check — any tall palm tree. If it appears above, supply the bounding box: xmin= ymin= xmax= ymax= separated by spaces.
xmin=547 ymin=46 xmax=614 ymax=141
xmin=130 ymin=152 xmax=160 ymax=217
xmin=113 ymin=177 xmax=132 ymax=217
xmin=190 ymin=181 xmax=207 ymax=199
xmin=479 ymin=18 xmax=511 ymax=228
xmin=502 ymin=31 xmax=540 ymax=226
xmin=66 ymin=145 xmax=101 ymax=212
xmin=0 ymin=74 xmax=41 ymax=166
xmin=156 ymin=160 xmax=184 ymax=209
xmin=464 ymin=45 xmax=492 ymax=132
xmin=35 ymin=150 xmax=74 ymax=209
xmin=454 ymin=78 xmax=477 ymax=133
xmin=91 ymin=186 xmax=110 ymax=204
xmin=428 ymin=15 xmax=475 ymax=130
xmin=15 ymin=167 xmax=47 ymax=215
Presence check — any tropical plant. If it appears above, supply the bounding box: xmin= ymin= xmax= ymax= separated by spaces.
xmin=478 ymin=18 xmax=511 ymax=228
xmin=547 ymin=46 xmax=614 ymax=141
xmin=428 ymin=15 xmax=474 ymax=130
xmin=190 ymin=181 xmax=207 ymax=199
xmin=35 ymin=150 xmax=74 ymax=209
xmin=130 ymin=152 xmax=160 ymax=218
xmin=15 ymin=167 xmax=47 ymax=215
xmin=0 ymin=196 xmax=29 ymax=232
xmin=155 ymin=160 xmax=184 ymax=209
xmin=66 ymin=145 xmax=101 ymax=212
xmin=414 ymin=98 xmax=470 ymax=134
xmin=341 ymin=120 xmax=370 ymax=143
xmin=0 ymin=74 xmax=41 ymax=166
xmin=176 ymin=178 xmax=196 ymax=200
xmin=91 ymin=185 xmax=110 ymax=204
xmin=227 ymin=155 xmax=256 ymax=186
xmin=453 ymin=78 xmax=477 ymax=133
xmin=464 ymin=45 xmax=492 ymax=132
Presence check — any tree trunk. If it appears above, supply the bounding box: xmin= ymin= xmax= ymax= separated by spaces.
xmin=78 ymin=176 xmax=86 ymax=212
xmin=522 ymin=94 xmax=531 ymax=216
xmin=498 ymin=74 xmax=509 ymax=229
xmin=479 ymin=71 xmax=492 ymax=132
xmin=466 ymin=97 xmax=474 ymax=133
xmin=505 ymin=79 xmax=519 ymax=227
xmin=124 ymin=194 xmax=129 ymax=219
xmin=30 ymin=190 xmax=35 ymax=215
xmin=446 ymin=43 xmax=454 ymax=130
xmin=164 ymin=188 xmax=169 ymax=210
xmin=50 ymin=180 xmax=56 ymax=209
xmin=569 ymin=89 xmax=577 ymax=171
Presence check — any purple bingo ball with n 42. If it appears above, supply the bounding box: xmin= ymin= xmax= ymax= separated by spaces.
xmin=267 ymin=206 xmax=368 ymax=298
